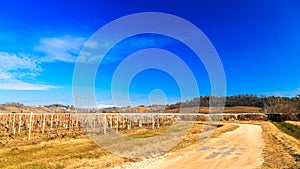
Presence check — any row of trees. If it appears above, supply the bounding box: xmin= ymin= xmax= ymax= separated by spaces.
xmin=263 ymin=95 xmax=300 ymax=114
xmin=166 ymin=95 xmax=300 ymax=114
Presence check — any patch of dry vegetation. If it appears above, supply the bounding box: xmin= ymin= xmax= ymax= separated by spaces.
xmin=169 ymin=122 xmax=238 ymax=152
xmin=260 ymin=121 xmax=300 ymax=168
xmin=286 ymin=121 xmax=300 ymax=127
xmin=0 ymin=135 xmax=136 ymax=169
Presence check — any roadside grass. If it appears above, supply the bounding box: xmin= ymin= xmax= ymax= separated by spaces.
xmin=273 ymin=122 xmax=300 ymax=140
xmin=252 ymin=121 xmax=300 ymax=168
xmin=286 ymin=121 xmax=300 ymax=127
xmin=127 ymin=126 xmax=170 ymax=138
xmin=169 ymin=122 xmax=238 ymax=152
xmin=0 ymin=136 xmax=131 ymax=169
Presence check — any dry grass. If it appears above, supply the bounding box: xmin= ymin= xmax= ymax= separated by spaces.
xmin=135 ymin=106 xmax=150 ymax=112
xmin=0 ymin=136 xmax=134 ymax=169
xmin=260 ymin=121 xmax=300 ymax=168
xmin=222 ymin=106 xmax=261 ymax=113
xmin=126 ymin=126 xmax=171 ymax=138
xmin=286 ymin=121 xmax=300 ymax=127
xmin=210 ymin=123 xmax=239 ymax=138
xmin=169 ymin=122 xmax=238 ymax=152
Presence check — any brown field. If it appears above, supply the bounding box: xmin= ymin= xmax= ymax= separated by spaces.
xmin=164 ymin=106 xmax=261 ymax=113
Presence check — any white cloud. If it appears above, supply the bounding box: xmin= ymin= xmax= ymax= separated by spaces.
xmin=0 ymin=79 xmax=57 ymax=90
xmin=0 ymin=52 xmax=40 ymax=71
xmin=0 ymin=71 xmax=12 ymax=80
xmin=85 ymin=40 xmax=98 ymax=48
xmin=80 ymin=103 xmax=115 ymax=110
xmin=97 ymin=103 xmax=115 ymax=109
xmin=0 ymin=52 xmax=57 ymax=91
xmin=258 ymin=88 xmax=300 ymax=97
xmin=0 ymin=35 xmax=88 ymax=91
xmin=35 ymin=36 xmax=86 ymax=62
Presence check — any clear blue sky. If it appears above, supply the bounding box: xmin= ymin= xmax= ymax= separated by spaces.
xmin=0 ymin=0 xmax=299 ymax=106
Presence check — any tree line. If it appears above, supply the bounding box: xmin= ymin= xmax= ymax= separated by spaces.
xmin=166 ymin=94 xmax=300 ymax=114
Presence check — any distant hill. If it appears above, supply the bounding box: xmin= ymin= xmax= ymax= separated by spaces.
xmin=0 ymin=103 xmax=75 ymax=113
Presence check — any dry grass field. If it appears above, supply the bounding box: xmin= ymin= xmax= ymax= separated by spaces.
xmin=0 ymin=136 xmax=134 ymax=169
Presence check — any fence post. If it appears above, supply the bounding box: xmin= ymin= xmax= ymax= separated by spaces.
xmin=152 ymin=115 xmax=155 ymax=130
xmin=116 ymin=114 xmax=119 ymax=132
xmin=18 ymin=114 xmax=22 ymax=135
xmin=28 ymin=112 xmax=33 ymax=140
xmin=110 ymin=114 xmax=113 ymax=129
xmin=157 ymin=116 xmax=160 ymax=128
xmin=13 ymin=114 xmax=16 ymax=135
xmin=42 ymin=114 xmax=46 ymax=134
xmin=104 ymin=114 xmax=107 ymax=135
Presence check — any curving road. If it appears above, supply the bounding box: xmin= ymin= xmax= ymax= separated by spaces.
xmin=147 ymin=124 xmax=265 ymax=169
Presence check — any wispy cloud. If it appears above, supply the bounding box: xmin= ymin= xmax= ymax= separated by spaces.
xmin=0 ymin=52 xmax=40 ymax=72
xmin=85 ymin=40 xmax=99 ymax=48
xmin=0 ymin=78 xmax=57 ymax=90
xmin=0 ymin=35 xmax=87 ymax=91
xmin=35 ymin=36 xmax=86 ymax=62
xmin=256 ymin=88 xmax=300 ymax=97
xmin=0 ymin=52 xmax=57 ymax=90
xmin=80 ymin=103 xmax=115 ymax=110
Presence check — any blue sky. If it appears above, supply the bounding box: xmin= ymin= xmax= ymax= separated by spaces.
xmin=0 ymin=0 xmax=300 ymax=106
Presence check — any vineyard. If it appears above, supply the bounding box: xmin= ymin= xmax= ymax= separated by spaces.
xmin=0 ymin=113 xmax=81 ymax=143
xmin=0 ymin=113 xmax=178 ymax=144
xmin=0 ymin=111 xmax=270 ymax=145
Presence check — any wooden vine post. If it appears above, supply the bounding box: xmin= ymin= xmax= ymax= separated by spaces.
xmin=28 ymin=112 xmax=33 ymax=140
xmin=42 ymin=114 xmax=46 ymax=134
xmin=18 ymin=114 xmax=22 ymax=135
xmin=13 ymin=114 xmax=16 ymax=135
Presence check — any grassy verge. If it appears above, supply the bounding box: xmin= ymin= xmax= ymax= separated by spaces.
xmin=273 ymin=122 xmax=300 ymax=140
xmin=0 ymin=136 xmax=133 ymax=169
xmin=127 ymin=126 xmax=170 ymax=138
xmin=256 ymin=121 xmax=300 ymax=168
xmin=169 ymin=122 xmax=238 ymax=152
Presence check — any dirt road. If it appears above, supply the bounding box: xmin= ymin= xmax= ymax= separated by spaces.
xmin=146 ymin=124 xmax=265 ymax=169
